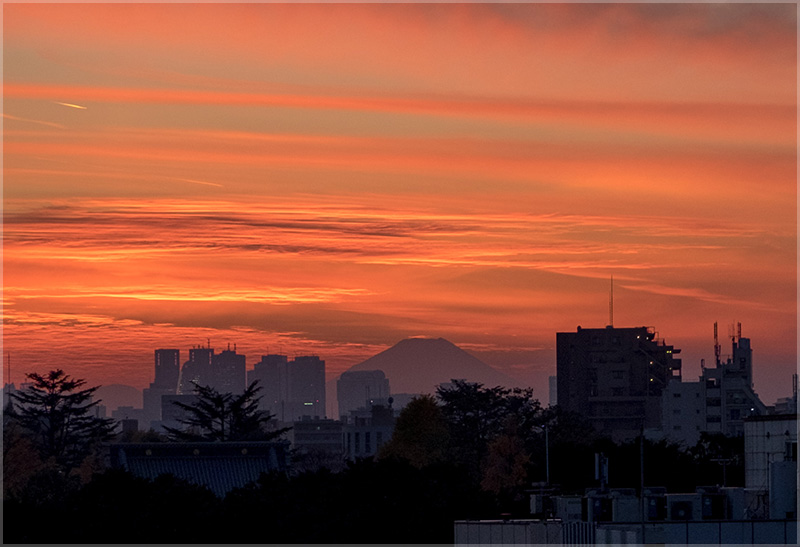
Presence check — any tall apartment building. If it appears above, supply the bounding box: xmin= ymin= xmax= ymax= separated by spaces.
xmin=336 ymin=369 xmax=391 ymax=418
xmin=556 ymin=325 xmax=682 ymax=441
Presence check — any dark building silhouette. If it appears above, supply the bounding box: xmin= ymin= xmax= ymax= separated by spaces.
xmin=248 ymin=354 xmax=289 ymax=419
xmin=212 ymin=345 xmax=246 ymax=395
xmin=246 ymin=354 xmax=325 ymax=421
xmin=178 ymin=347 xmax=215 ymax=394
xmin=336 ymin=369 xmax=391 ymax=418
xmin=288 ymin=356 xmax=326 ymax=420
xmin=153 ymin=349 xmax=180 ymax=390
xmin=557 ymin=325 xmax=682 ymax=441
xmin=342 ymin=403 xmax=395 ymax=460
xmin=142 ymin=349 xmax=181 ymax=428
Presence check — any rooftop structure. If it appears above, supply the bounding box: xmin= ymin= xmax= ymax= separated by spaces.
xmin=108 ymin=441 xmax=291 ymax=497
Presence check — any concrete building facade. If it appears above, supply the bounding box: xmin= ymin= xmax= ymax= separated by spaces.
xmin=556 ymin=325 xmax=682 ymax=441
xmin=660 ymin=327 xmax=768 ymax=446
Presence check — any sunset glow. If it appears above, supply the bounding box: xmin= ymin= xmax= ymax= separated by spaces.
xmin=3 ymin=3 xmax=796 ymax=407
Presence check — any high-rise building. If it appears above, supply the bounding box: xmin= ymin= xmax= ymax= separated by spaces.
xmin=213 ymin=346 xmax=246 ymax=395
xmin=143 ymin=349 xmax=181 ymax=429
xmin=153 ymin=349 xmax=180 ymax=390
xmin=249 ymin=354 xmax=290 ymax=420
xmin=178 ymin=347 xmax=214 ymax=394
xmin=556 ymin=325 xmax=682 ymax=441
xmin=288 ymin=356 xmax=326 ymax=420
xmin=247 ymin=354 xmax=326 ymax=421
xmin=336 ymin=370 xmax=391 ymax=418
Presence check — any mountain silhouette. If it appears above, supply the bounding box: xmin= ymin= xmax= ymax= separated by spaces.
xmin=344 ymin=337 xmax=523 ymax=395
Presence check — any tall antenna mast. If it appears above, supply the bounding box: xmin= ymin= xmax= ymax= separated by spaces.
xmin=714 ymin=322 xmax=721 ymax=366
xmin=608 ymin=275 xmax=614 ymax=327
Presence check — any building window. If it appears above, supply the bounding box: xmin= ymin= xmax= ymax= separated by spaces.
xmin=612 ymin=371 xmax=624 ymax=380
xmin=611 ymin=387 xmax=624 ymax=397
xmin=355 ymin=432 xmax=360 ymax=454
xmin=673 ymin=409 xmax=681 ymax=415
xmin=673 ymin=425 xmax=681 ymax=431
xmin=729 ymin=409 xmax=741 ymax=420
xmin=673 ymin=393 xmax=681 ymax=398
xmin=365 ymin=432 xmax=371 ymax=454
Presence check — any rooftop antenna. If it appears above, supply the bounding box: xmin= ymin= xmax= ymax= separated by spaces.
xmin=737 ymin=322 xmax=742 ymax=342
xmin=714 ymin=322 xmax=721 ymax=367
xmin=207 ymin=338 xmax=211 ymax=349
xmin=608 ymin=275 xmax=614 ymax=327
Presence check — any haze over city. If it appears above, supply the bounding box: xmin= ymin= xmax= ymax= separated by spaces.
xmin=3 ymin=3 xmax=796 ymax=407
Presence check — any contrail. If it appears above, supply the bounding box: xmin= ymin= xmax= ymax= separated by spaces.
xmin=174 ymin=178 xmax=224 ymax=188
xmin=54 ymin=101 xmax=87 ymax=110
xmin=3 ymin=113 xmax=65 ymax=129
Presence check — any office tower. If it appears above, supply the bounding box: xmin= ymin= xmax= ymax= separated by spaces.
xmin=153 ymin=349 xmax=180 ymax=390
xmin=249 ymin=354 xmax=289 ymax=420
xmin=142 ymin=349 xmax=180 ymax=429
xmin=212 ymin=345 xmax=247 ymax=395
xmin=178 ymin=347 xmax=215 ymax=394
xmin=288 ymin=356 xmax=326 ymax=420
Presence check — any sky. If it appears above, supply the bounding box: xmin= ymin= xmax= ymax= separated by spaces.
xmin=3 ymin=3 xmax=797 ymax=408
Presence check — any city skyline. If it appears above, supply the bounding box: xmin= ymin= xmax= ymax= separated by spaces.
xmin=3 ymin=3 xmax=796 ymax=406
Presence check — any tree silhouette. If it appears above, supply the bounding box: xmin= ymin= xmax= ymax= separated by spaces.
xmin=436 ymin=379 xmax=540 ymax=480
xmin=9 ymin=369 xmax=116 ymax=471
xmin=378 ymin=394 xmax=450 ymax=468
xmin=164 ymin=380 xmax=289 ymax=442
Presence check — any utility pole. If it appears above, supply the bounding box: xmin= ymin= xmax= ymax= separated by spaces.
xmin=640 ymin=420 xmax=646 ymax=543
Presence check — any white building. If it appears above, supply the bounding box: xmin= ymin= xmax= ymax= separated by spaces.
xmin=743 ymin=413 xmax=797 ymax=520
xmin=660 ymin=326 xmax=767 ymax=446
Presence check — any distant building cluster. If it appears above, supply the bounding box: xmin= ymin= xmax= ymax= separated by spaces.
xmin=105 ymin=344 xmax=428 ymax=472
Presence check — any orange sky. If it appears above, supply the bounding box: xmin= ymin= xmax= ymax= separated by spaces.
xmin=3 ymin=3 xmax=796 ymax=407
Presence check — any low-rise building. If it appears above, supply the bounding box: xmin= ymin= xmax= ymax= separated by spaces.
xmin=342 ymin=403 xmax=395 ymax=459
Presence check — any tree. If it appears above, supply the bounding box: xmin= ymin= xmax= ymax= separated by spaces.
xmin=164 ymin=380 xmax=289 ymax=442
xmin=436 ymin=380 xmax=541 ymax=480
xmin=9 ymin=369 xmax=116 ymax=471
xmin=378 ymin=395 xmax=450 ymax=468
xmin=480 ymin=414 xmax=531 ymax=502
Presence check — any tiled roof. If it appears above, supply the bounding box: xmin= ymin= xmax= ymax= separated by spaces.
xmin=108 ymin=442 xmax=290 ymax=497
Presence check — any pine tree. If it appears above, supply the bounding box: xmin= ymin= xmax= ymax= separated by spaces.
xmin=164 ymin=381 xmax=290 ymax=442
xmin=10 ymin=369 xmax=117 ymax=470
